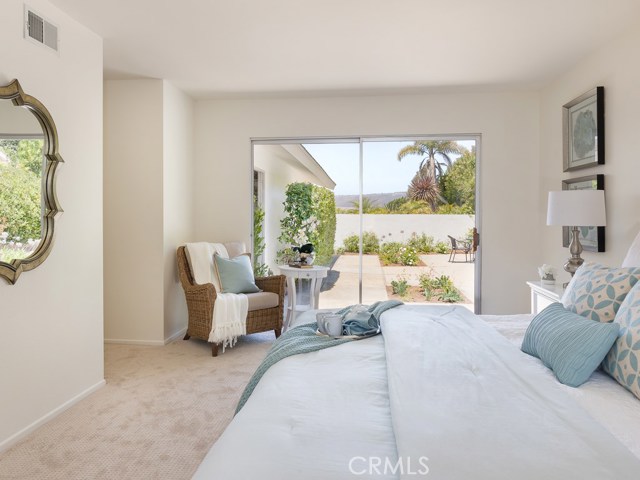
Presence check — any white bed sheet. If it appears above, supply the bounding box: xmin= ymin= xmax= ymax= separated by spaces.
xmin=193 ymin=309 xmax=640 ymax=479
xmin=382 ymin=306 xmax=639 ymax=478
xmin=194 ymin=333 xmax=398 ymax=479
xmin=480 ymin=313 xmax=640 ymax=459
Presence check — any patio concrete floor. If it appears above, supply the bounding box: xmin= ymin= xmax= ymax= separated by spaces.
xmin=319 ymin=253 xmax=475 ymax=310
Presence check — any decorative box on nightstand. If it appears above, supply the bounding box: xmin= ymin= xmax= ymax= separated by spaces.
xmin=526 ymin=281 xmax=565 ymax=315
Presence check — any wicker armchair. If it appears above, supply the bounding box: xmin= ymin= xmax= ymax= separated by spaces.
xmin=176 ymin=246 xmax=285 ymax=357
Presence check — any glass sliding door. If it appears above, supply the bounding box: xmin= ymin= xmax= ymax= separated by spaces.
xmin=252 ymin=134 xmax=479 ymax=313
xmin=361 ymin=138 xmax=478 ymax=311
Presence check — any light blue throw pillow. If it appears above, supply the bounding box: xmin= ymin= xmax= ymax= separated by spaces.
xmin=522 ymin=302 xmax=619 ymax=387
xmin=213 ymin=253 xmax=260 ymax=294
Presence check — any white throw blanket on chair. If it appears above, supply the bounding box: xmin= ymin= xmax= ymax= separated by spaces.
xmin=209 ymin=293 xmax=248 ymax=351
xmin=185 ymin=242 xmax=249 ymax=351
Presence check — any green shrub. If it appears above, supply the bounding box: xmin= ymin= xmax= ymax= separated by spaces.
xmin=439 ymin=149 xmax=475 ymax=212
xmin=434 ymin=241 xmax=449 ymax=254
xmin=439 ymin=288 xmax=463 ymax=303
xmin=0 ymin=164 xmax=41 ymax=241
xmin=379 ymin=242 xmax=419 ymax=266
xmin=385 ymin=196 xmax=408 ymax=212
xmin=343 ymin=234 xmax=358 ymax=253
xmin=418 ymin=273 xmax=462 ymax=303
xmin=278 ymin=182 xmax=336 ymax=266
xmin=395 ymin=200 xmax=432 ymax=214
xmin=433 ymin=275 xmax=454 ymax=291
xmin=418 ymin=273 xmax=435 ymax=290
xmin=407 ymin=233 xmax=435 ymax=253
xmin=342 ymin=231 xmax=379 ymax=254
xmin=419 ymin=274 xmax=435 ymax=301
xmin=253 ymin=198 xmax=270 ymax=277
xmin=436 ymin=203 xmax=475 ymax=215
xmin=379 ymin=242 xmax=400 ymax=265
xmin=312 ymin=185 xmax=336 ymax=265
xmin=391 ymin=278 xmax=409 ymax=297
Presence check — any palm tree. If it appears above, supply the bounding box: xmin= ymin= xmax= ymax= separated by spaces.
xmin=397 ymin=141 xmax=464 ymax=180
xmin=351 ymin=196 xmax=377 ymax=213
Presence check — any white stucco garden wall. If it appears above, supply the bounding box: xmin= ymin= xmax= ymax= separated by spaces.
xmin=335 ymin=214 xmax=475 ymax=250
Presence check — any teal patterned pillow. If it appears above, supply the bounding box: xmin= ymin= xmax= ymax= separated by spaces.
xmin=561 ymin=262 xmax=640 ymax=323
xmin=603 ymin=282 xmax=640 ymax=400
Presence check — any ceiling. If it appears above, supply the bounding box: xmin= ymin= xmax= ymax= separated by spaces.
xmin=50 ymin=0 xmax=640 ymax=98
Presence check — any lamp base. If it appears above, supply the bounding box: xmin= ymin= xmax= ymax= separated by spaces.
xmin=564 ymin=226 xmax=584 ymax=277
xmin=563 ymin=257 xmax=584 ymax=277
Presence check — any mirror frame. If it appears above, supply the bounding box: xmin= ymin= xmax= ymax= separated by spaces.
xmin=0 ymin=79 xmax=63 ymax=284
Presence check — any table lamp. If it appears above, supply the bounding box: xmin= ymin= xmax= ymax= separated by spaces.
xmin=546 ymin=190 xmax=606 ymax=276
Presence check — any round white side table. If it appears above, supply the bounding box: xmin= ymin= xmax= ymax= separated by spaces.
xmin=277 ymin=265 xmax=329 ymax=331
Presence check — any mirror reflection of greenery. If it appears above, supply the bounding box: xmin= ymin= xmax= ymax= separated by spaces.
xmin=0 ymin=139 xmax=44 ymax=257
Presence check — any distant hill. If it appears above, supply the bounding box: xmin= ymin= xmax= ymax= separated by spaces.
xmin=335 ymin=192 xmax=406 ymax=209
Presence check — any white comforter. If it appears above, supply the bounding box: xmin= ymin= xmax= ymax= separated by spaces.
xmin=194 ymin=306 xmax=640 ymax=479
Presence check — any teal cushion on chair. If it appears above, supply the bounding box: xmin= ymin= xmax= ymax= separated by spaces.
xmin=213 ymin=253 xmax=260 ymax=294
xmin=522 ymin=302 xmax=619 ymax=387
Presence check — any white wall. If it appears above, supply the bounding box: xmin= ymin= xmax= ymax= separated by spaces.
xmin=104 ymin=79 xmax=194 ymax=344
xmin=104 ymin=79 xmax=165 ymax=343
xmin=539 ymin=20 xmax=640 ymax=280
xmin=0 ymin=0 xmax=104 ymax=450
xmin=162 ymin=82 xmax=194 ymax=339
xmin=195 ymin=92 xmax=540 ymax=314
xmin=254 ymin=145 xmax=324 ymax=273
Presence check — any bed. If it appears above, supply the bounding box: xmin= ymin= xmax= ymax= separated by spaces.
xmin=193 ymin=229 xmax=640 ymax=479
xmin=193 ymin=303 xmax=640 ymax=479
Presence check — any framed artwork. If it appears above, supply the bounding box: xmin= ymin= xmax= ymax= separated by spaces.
xmin=562 ymin=175 xmax=605 ymax=252
xmin=563 ymin=86 xmax=604 ymax=172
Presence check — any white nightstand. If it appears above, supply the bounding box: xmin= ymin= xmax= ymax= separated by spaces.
xmin=526 ymin=281 xmax=565 ymax=314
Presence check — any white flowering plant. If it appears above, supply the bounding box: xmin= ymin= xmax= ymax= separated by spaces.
xmin=537 ymin=264 xmax=557 ymax=281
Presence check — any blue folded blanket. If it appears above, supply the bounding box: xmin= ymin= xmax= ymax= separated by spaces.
xmin=339 ymin=300 xmax=403 ymax=336
xmin=235 ymin=300 xmax=402 ymax=413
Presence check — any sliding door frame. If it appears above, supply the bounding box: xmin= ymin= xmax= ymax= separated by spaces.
xmin=251 ymin=133 xmax=483 ymax=313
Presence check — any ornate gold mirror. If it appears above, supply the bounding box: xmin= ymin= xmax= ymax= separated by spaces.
xmin=0 ymin=80 xmax=63 ymax=284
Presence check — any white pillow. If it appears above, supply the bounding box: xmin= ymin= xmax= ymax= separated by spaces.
xmin=622 ymin=230 xmax=640 ymax=267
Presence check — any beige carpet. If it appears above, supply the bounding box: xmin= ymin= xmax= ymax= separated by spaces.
xmin=0 ymin=333 xmax=275 ymax=480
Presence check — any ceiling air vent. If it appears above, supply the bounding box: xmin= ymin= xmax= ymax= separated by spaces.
xmin=24 ymin=6 xmax=58 ymax=52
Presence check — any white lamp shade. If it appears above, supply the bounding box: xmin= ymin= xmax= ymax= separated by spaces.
xmin=547 ymin=190 xmax=606 ymax=227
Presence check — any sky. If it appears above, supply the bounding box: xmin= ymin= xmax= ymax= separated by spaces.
xmin=304 ymin=140 xmax=475 ymax=196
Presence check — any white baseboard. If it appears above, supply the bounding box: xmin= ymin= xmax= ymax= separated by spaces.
xmin=0 ymin=379 xmax=106 ymax=454
xmin=164 ymin=327 xmax=188 ymax=344
xmin=104 ymin=327 xmax=187 ymax=346
xmin=104 ymin=338 xmax=165 ymax=346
